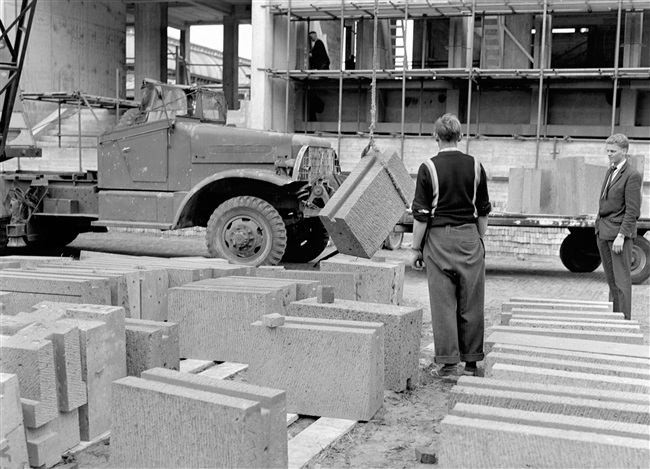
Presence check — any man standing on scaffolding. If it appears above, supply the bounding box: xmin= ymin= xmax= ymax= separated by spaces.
xmin=308 ymin=31 xmax=330 ymax=70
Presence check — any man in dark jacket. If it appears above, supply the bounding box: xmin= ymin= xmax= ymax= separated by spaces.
xmin=309 ymin=31 xmax=330 ymax=70
xmin=595 ymin=133 xmax=642 ymax=319
xmin=410 ymin=114 xmax=491 ymax=377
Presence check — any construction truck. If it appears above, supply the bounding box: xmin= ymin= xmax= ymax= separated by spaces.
xmin=1 ymin=79 xmax=341 ymax=266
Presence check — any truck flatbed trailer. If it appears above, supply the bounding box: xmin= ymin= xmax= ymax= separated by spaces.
xmin=393 ymin=211 xmax=650 ymax=285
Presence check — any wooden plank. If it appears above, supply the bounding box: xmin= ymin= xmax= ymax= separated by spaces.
xmin=179 ymin=359 xmax=215 ymax=374
xmin=198 ymin=362 xmax=248 ymax=380
xmin=287 ymin=417 xmax=356 ymax=469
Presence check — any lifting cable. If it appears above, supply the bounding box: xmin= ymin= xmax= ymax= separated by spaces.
xmin=363 ymin=0 xmax=380 ymax=157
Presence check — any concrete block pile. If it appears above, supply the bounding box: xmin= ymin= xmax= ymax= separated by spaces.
xmin=438 ymin=297 xmax=650 ymax=468
xmin=110 ymin=368 xmax=287 ymax=468
xmin=319 ymin=146 xmax=415 ymax=259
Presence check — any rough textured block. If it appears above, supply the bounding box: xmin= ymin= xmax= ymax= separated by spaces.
xmin=125 ymin=319 xmax=180 ymax=377
xmin=489 ymin=363 xmax=650 ymax=394
xmin=508 ymin=318 xmax=640 ymax=333
xmin=490 ymin=344 xmax=650 ymax=370
xmin=319 ymin=146 xmax=414 ymax=258
xmin=0 ymin=329 xmax=59 ymax=428
xmin=509 ymin=297 xmax=613 ymax=308
xmin=321 ymin=255 xmax=405 ymax=305
xmin=507 ymin=167 xmax=542 ymax=213
xmin=438 ymin=414 xmax=649 ymax=468
xmin=248 ymin=316 xmax=384 ymax=420
xmin=0 ymin=291 xmax=19 ymax=316
xmin=255 ymin=269 xmax=364 ymax=301
xmin=488 ymin=325 xmax=643 ymax=344
xmin=244 ymin=274 xmax=320 ymax=300
xmin=317 ymin=285 xmax=335 ymax=303
xmin=189 ymin=277 xmax=297 ymax=307
xmin=25 ymin=409 xmax=80 ymax=468
xmin=502 ymin=301 xmax=612 ymax=312
xmin=288 ymin=298 xmax=422 ymax=391
xmin=168 ymin=286 xmax=283 ymax=362
xmin=0 ymin=272 xmax=111 ymax=307
xmin=485 ymin=330 xmax=650 ymax=359
xmin=142 ymin=368 xmax=287 ymax=468
xmin=110 ymin=376 xmax=268 ymax=468
xmin=449 ymin=381 xmax=650 ymax=424
xmin=486 ymin=352 xmax=649 ymax=380
xmin=0 ymin=373 xmax=29 ymax=469
xmin=262 ymin=313 xmax=285 ymax=328
xmin=501 ymin=309 xmax=626 ymax=325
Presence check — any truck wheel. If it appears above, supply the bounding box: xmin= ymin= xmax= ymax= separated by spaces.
xmin=206 ymin=196 xmax=287 ymax=266
xmin=25 ymin=229 xmax=79 ymax=248
xmin=631 ymin=236 xmax=650 ymax=285
xmin=116 ymin=108 xmax=142 ymax=129
xmin=382 ymin=231 xmax=404 ymax=250
xmin=282 ymin=218 xmax=329 ymax=263
xmin=559 ymin=232 xmax=602 ymax=273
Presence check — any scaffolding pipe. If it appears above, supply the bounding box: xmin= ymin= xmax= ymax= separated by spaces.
xmin=284 ymin=0 xmax=291 ymax=132
xmin=611 ymin=0 xmax=623 ymax=134
xmin=116 ymin=68 xmax=120 ymax=125
xmin=534 ymin=0 xmax=548 ymax=169
xmin=338 ymin=0 xmax=344 ymax=158
xmin=400 ymin=3 xmax=408 ymax=159
xmin=465 ymin=0 xmax=476 ymax=152
xmin=78 ymin=100 xmax=82 ymax=172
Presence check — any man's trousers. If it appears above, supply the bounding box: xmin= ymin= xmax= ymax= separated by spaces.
xmin=597 ymin=235 xmax=633 ymax=320
xmin=423 ymin=223 xmax=486 ymax=364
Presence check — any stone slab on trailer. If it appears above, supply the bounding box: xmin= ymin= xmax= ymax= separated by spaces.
xmin=256 ymin=267 xmax=365 ymax=301
xmin=167 ymin=285 xmax=284 ymax=362
xmin=125 ymin=319 xmax=180 ymax=377
xmin=109 ymin=376 xmax=269 ymax=468
xmin=0 ymin=373 xmax=29 ymax=469
xmin=320 ymin=255 xmax=405 ymax=305
xmin=248 ymin=315 xmax=384 ymax=421
xmin=319 ymin=146 xmax=415 ymax=259
xmin=142 ymin=367 xmax=288 ymax=469
xmin=287 ymin=297 xmax=422 ymax=391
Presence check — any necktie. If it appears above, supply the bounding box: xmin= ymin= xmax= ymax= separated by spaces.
xmin=601 ymin=166 xmax=614 ymax=199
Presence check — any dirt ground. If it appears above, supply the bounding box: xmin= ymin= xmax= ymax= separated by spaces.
xmin=42 ymin=231 xmax=649 ymax=468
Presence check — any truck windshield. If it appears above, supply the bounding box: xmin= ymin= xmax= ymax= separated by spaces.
xmin=144 ymin=86 xmax=190 ymax=123
xmin=199 ymin=91 xmax=227 ymax=125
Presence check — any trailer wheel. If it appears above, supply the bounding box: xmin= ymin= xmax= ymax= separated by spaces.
xmin=282 ymin=218 xmax=329 ymax=263
xmin=631 ymin=236 xmax=650 ymax=285
xmin=559 ymin=232 xmax=602 ymax=273
xmin=205 ymin=196 xmax=287 ymax=266
xmin=382 ymin=231 xmax=404 ymax=251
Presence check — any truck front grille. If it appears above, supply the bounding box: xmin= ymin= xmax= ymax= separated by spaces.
xmin=294 ymin=146 xmax=340 ymax=182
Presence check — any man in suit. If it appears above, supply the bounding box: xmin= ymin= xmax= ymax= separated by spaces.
xmin=595 ymin=133 xmax=642 ymax=319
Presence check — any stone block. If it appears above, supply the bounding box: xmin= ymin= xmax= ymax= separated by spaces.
xmin=262 ymin=313 xmax=285 ymax=328
xmin=509 ymin=297 xmax=613 ymax=309
xmin=0 ymin=329 xmax=59 ymax=428
xmin=246 ymin=274 xmax=320 ymax=300
xmin=317 ymin=285 xmax=335 ymax=303
xmin=501 ymin=308 xmax=625 ymax=325
xmin=25 ymin=409 xmax=80 ymax=468
xmin=248 ymin=316 xmax=384 ymax=420
xmin=321 ymin=255 xmax=405 ymax=305
xmin=142 ymin=368 xmax=287 ymax=468
xmin=507 ymin=167 xmax=542 ymax=213
xmin=255 ymin=269 xmax=363 ymax=301
xmin=109 ymin=376 xmax=268 ymax=468
xmin=502 ymin=301 xmax=612 ymax=312
xmin=319 ymin=146 xmax=415 ymax=258
xmin=189 ymin=277 xmax=297 ymax=307
xmin=485 ymin=330 xmax=650 ymax=359
xmin=488 ymin=325 xmax=643 ymax=344
xmin=287 ymin=298 xmax=422 ymax=391
xmin=0 ymin=373 xmax=29 ymax=469
xmin=438 ymin=414 xmax=649 ymax=468
xmin=0 ymin=291 xmax=19 ymax=316
xmin=449 ymin=380 xmax=649 ymax=424
xmin=485 ymin=352 xmax=649 ymax=380
xmin=125 ymin=319 xmax=180 ymax=377
xmin=508 ymin=318 xmax=640 ymax=333
xmin=489 ymin=363 xmax=650 ymax=394
xmin=168 ymin=286 xmax=284 ymax=362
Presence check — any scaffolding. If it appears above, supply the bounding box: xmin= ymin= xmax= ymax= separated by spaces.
xmin=265 ymin=0 xmax=650 ymax=161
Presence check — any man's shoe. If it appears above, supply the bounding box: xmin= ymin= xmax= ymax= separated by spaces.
xmin=431 ymin=364 xmax=462 ymax=378
xmin=463 ymin=365 xmax=478 ymax=376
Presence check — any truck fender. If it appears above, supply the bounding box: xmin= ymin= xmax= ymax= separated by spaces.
xmin=172 ymin=169 xmax=302 ymax=228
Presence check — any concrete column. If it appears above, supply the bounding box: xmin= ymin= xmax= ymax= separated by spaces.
xmin=623 ymin=12 xmax=643 ymax=68
xmin=448 ymin=17 xmax=468 ymax=68
xmin=223 ymin=16 xmax=240 ymax=110
xmin=619 ymin=89 xmax=637 ymax=127
xmin=533 ymin=14 xmax=552 ymax=68
xmin=134 ymin=2 xmax=168 ymax=101
xmin=177 ymin=28 xmax=191 ymax=85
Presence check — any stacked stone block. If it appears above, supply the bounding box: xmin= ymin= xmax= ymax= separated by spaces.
xmin=110 ymin=369 xmax=286 ymax=468
xmin=247 ymin=315 xmax=384 ymax=421
xmin=320 ymin=255 xmax=405 ymax=305
xmin=287 ymin=297 xmax=422 ymax=391
xmin=125 ymin=319 xmax=180 ymax=377
xmin=319 ymin=146 xmax=415 ymax=259
xmin=0 ymin=373 xmax=29 ymax=469
xmin=256 ymin=267 xmax=365 ymax=300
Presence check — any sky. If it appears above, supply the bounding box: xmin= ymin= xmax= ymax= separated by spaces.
xmin=168 ymin=25 xmax=253 ymax=60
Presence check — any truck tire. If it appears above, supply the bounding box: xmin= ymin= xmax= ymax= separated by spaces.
xmin=382 ymin=231 xmax=404 ymax=250
xmin=559 ymin=232 xmax=602 ymax=273
xmin=282 ymin=218 xmax=329 ymax=263
xmin=206 ymin=196 xmax=287 ymax=266
xmin=631 ymin=236 xmax=650 ymax=285
xmin=25 ymin=228 xmax=79 ymax=248
xmin=116 ymin=108 xmax=142 ymax=129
